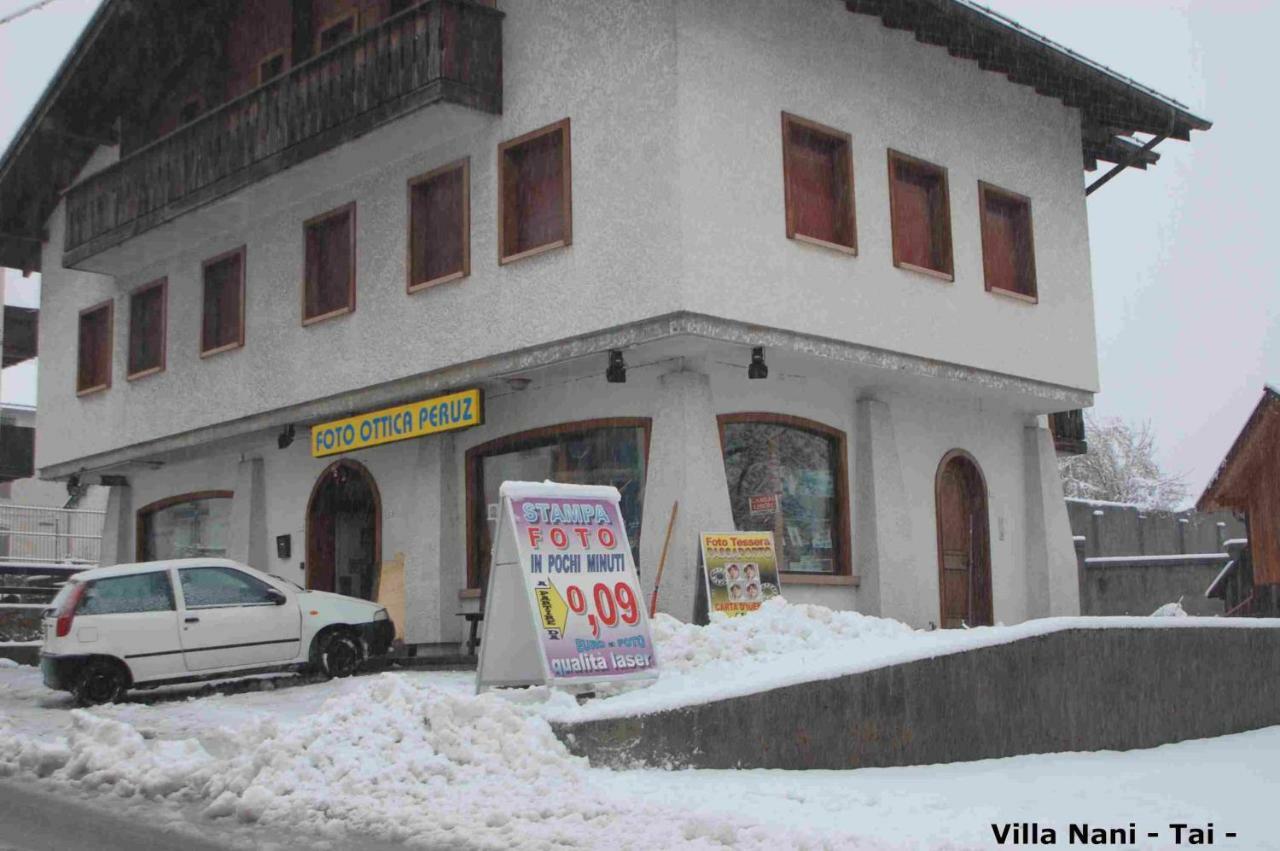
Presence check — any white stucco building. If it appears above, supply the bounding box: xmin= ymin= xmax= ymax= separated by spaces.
xmin=0 ymin=0 xmax=1208 ymax=650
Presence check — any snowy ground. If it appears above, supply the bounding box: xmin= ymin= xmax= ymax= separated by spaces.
xmin=1 ymin=601 xmax=1276 ymax=850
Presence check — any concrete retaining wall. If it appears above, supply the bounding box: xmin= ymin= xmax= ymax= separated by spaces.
xmin=1080 ymin=555 xmax=1227 ymax=616
xmin=556 ymin=625 xmax=1280 ymax=770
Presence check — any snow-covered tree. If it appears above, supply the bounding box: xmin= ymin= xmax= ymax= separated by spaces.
xmin=1058 ymin=413 xmax=1188 ymax=510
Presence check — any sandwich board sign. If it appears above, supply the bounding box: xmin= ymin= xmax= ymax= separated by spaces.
xmin=476 ymin=481 xmax=659 ymax=691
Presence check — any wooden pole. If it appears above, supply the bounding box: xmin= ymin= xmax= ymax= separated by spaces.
xmin=648 ymin=501 xmax=679 ymax=618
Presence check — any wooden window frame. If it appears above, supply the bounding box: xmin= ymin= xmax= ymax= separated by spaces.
xmin=76 ymin=299 xmax=114 ymax=397
xmin=136 ymin=490 xmax=234 ymax=563
xmin=464 ymin=417 xmax=651 ymax=591
xmin=200 ymin=246 xmax=247 ymax=358
xmin=978 ymin=181 xmax=1038 ymax=303
xmin=406 ymin=157 xmax=471 ymax=293
xmin=781 ymin=112 xmax=857 ymax=255
xmin=257 ymin=49 xmax=289 ymax=87
xmin=126 ymin=277 xmax=167 ymax=381
xmin=315 ymin=12 xmax=358 ymax=54
xmin=887 ymin=149 xmax=954 ymax=282
xmin=716 ymin=412 xmax=855 ymax=583
xmin=302 ymin=202 xmax=357 ymax=326
xmin=498 ymin=118 xmax=573 ymax=265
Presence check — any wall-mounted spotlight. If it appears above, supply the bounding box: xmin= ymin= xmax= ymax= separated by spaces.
xmin=606 ymin=350 xmax=627 ymax=384
xmin=748 ymin=347 xmax=768 ymax=380
xmin=278 ymin=424 xmax=296 ymax=450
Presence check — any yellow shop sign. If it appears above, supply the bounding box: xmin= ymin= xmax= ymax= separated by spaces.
xmin=311 ymin=388 xmax=482 ymax=458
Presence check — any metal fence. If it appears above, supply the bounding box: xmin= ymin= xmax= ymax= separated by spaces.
xmin=0 ymin=504 xmax=105 ymax=565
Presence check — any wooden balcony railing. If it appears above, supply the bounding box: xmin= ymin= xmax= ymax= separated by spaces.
xmin=1049 ymin=409 xmax=1088 ymax=456
xmin=63 ymin=0 xmax=502 ymax=268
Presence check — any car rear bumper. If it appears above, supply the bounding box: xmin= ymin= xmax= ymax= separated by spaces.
xmin=40 ymin=653 xmax=87 ymax=691
xmin=358 ymin=619 xmax=395 ymax=657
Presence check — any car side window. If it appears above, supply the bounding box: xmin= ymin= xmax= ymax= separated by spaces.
xmin=77 ymin=572 xmax=175 ymax=615
xmin=179 ymin=567 xmax=278 ymax=608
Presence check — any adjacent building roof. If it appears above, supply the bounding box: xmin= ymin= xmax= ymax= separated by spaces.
xmin=1197 ymin=386 xmax=1280 ymax=512
xmin=0 ymin=0 xmax=1212 ymax=273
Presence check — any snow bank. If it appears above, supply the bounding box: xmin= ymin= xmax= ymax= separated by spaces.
xmin=0 ymin=674 xmax=865 ymax=850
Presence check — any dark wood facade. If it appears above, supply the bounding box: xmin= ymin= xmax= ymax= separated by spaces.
xmin=1198 ymin=387 xmax=1280 ymax=616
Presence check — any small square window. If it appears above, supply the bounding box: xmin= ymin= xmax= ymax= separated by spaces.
xmin=303 ymin=203 xmax=356 ymax=324
xmin=408 ymin=158 xmax=469 ymax=291
xmin=127 ymin=279 xmax=166 ymax=379
xmin=258 ymin=51 xmax=287 ymax=85
xmin=782 ymin=113 xmax=856 ymax=253
xmin=76 ymin=300 xmax=113 ymax=395
xmin=202 ymin=247 xmax=246 ymax=356
xmin=317 ymin=15 xmax=356 ymax=53
xmin=979 ymin=182 xmax=1037 ymax=302
xmin=888 ymin=150 xmax=953 ymax=280
xmin=499 ymin=118 xmax=572 ymax=264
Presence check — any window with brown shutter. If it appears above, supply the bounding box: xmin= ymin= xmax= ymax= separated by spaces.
xmin=499 ymin=118 xmax=572 ymax=264
xmin=127 ymin=279 xmax=166 ymax=380
xmin=782 ymin=113 xmax=856 ymax=254
xmin=76 ymin=300 xmax=113 ymax=396
xmin=303 ymin=203 xmax=356 ymax=325
xmin=979 ymin=182 xmax=1037 ymax=302
xmin=888 ymin=150 xmax=953 ymax=280
xmin=202 ymin=247 xmax=246 ymax=356
xmin=408 ymin=158 xmax=469 ymax=292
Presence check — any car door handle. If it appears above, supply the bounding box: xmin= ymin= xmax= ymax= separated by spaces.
xmin=184 ymin=616 xmax=200 ymax=623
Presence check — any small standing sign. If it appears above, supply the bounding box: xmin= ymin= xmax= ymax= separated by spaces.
xmin=700 ymin=532 xmax=783 ymax=618
xmin=476 ymin=481 xmax=659 ymax=692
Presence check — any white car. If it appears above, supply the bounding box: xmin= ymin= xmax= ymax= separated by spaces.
xmin=40 ymin=558 xmax=395 ymax=705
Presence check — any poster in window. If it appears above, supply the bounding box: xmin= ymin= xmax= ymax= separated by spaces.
xmin=700 ymin=532 xmax=782 ymax=618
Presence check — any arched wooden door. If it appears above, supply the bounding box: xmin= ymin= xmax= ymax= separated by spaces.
xmin=306 ymin=459 xmax=382 ymax=600
xmin=935 ymin=450 xmax=993 ymax=628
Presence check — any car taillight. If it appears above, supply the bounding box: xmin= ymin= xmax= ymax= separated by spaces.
xmin=55 ymin=583 xmax=86 ymax=638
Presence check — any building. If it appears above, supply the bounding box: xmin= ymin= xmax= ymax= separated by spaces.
xmin=0 ymin=1 xmax=1208 ymax=651
xmin=1198 ymin=386 xmax=1280 ymax=616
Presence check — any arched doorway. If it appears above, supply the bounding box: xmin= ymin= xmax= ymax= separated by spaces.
xmin=306 ymin=459 xmax=381 ymax=600
xmin=935 ymin=450 xmax=993 ymax=628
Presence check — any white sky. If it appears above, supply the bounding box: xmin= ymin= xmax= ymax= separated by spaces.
xmin=0 ymin=0 xmax=1274 ymax=500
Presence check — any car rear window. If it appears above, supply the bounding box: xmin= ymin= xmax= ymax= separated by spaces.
xmin=78 ymin=572 xmax=176 ymax=615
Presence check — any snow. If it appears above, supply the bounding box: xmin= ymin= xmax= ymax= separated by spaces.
xmin=1085 ymin=553 xmax=1229 ymax=565
xmin=1223 ymin=538 xmax=1248 ymax=547
xmin=1150 ymin=600 xmax=1189 ymax=617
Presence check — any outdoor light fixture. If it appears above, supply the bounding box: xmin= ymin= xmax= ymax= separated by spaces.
xmin=606 ymin=350 xmax=627 ymax=383
xmin=278 ymin=424 xmax=296 ymax=450
xmin=748 ymin=347 xmax=768 ymax=379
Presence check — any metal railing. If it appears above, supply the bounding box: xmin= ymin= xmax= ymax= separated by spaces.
xmin=0 ymin=504 xmax=105 ymax=566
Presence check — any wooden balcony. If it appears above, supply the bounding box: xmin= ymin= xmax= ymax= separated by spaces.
xmin=62 ymin=0 xmax=502 ymax=270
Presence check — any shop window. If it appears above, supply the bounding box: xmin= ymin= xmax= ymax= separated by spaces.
xmin=127 ymin=278 xmax=166 ymax=380
xmin=76 ymin=300 xmax=113 ymax=395
xmin=888 ymin=150 xmax=953 ymax=279
xmin=408 ymin=158 xmax=469 ymax=291
xmin=782 ymin=112 xmax=856 ymax=253
xmin=258 ymin=50 xmax=287 ymax=85
xmin=137 ymin=491 xmax=234 ymax=561
xmin=201 ymin=247 xmax=245 ymax=356
xmin=718 ymin=414 xmax=851 ymax=576
xmin=499 ymin=118 xmax=572 ymax=264
xmin=303 ymin=203 xmax=356 ymax=324
xmin=466 ymin=419 xmax=649 ymax=590
xmin=317 ymin=15 xmax=356 ymax=53
xmin=979 ymin=181 xmax=1037 ymax=301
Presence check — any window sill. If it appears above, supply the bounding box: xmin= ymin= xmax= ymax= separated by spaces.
xmin=790 ymin=233 xmax=858 ymax=256
xmin=200 ymin=340 xmax=244 ymax=359
xmin=894 ymin=261 xmax=954 ymax=283
xmin=781 ymin=573 xmax=860 ymax=587
xmin=76 ymin=383 xmax=110 ymax=398
xmin=500 ymin=239 xmax=568 ymax=266
xmin=408 ymin=268 xmax=467 ymax=294
xmin=987 ymin=285 xmax=1038 ymax=304
xmin=126 ymin=365 xmax=164 ymax=382
xmin=302 ymin=304 xmax=355 ymax=327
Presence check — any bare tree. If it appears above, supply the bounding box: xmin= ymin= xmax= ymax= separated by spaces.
xmin=1059 ymin=413 xmax=1189 ymax=510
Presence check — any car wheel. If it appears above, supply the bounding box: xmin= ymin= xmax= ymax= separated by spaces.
xmin=72 ymin=659 xmax=128 ymax=706
xmin=319 ymin=631 xmax=361 ymax=679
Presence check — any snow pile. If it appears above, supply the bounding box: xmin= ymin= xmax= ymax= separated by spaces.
xmin=0 ymin=674 xmax=865 ymax=850
xmin=0 ymin=658 xmax=20 ymax=669
xmin=1151 ymin=599 xmax=1189 ymax=617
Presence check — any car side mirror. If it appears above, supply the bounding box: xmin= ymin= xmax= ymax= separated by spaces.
xmin=266 ymin=588 xmax=287 ymax=606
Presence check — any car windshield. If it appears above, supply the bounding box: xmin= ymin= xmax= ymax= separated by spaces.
xmin=269 ymin=574 xmax=304 ymax=591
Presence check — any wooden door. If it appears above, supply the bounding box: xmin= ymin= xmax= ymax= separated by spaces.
xmin=935 ymin=452 xmax=992 ymax=628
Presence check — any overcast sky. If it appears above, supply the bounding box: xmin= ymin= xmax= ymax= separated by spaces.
xmin=1 ymin=0 xmax=1275 ymax=501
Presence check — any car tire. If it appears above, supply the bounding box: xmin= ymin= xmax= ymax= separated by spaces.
xmin=72 ymin=659 xmax=128 ymax=706
xmin=318 ymin=631 xmax=361 ymax=679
